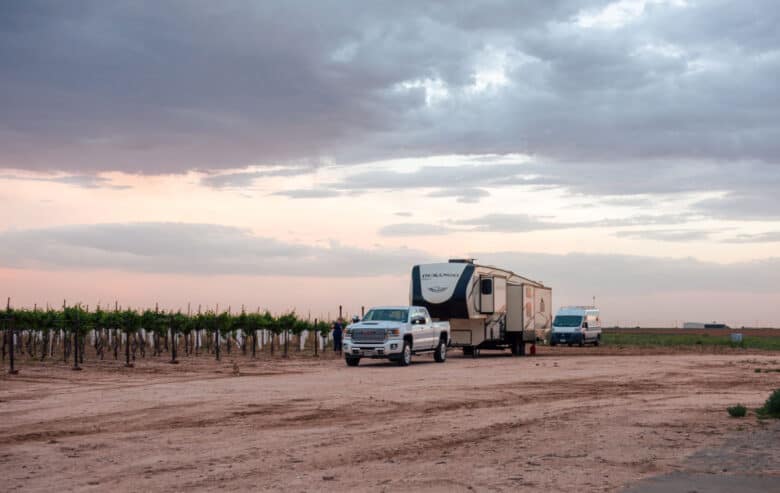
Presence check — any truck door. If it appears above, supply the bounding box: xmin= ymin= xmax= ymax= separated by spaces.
xmin=410 ymin=308 xmax=432 ymax=350
xmin=423 ymin=309 xmax=436 ymax=349
xmin=479 ymin=276 xmax=494 ymax=314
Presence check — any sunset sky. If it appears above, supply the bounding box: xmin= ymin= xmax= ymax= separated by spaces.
xmin=1 ymin=1 xmax=779 ymax=326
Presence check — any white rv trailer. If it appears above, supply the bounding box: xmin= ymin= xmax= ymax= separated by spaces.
xmin=410 ymin=259 xmax=552 ymax=356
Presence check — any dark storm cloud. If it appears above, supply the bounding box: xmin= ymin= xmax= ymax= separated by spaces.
xmin=0 ymin=222 xmax=430 ymax=276
xmin=1 ymin=0 xmax=779 ymax=219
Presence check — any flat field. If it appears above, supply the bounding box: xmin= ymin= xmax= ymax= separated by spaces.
xmin=1 ymin=347 xmax=779 ymax=492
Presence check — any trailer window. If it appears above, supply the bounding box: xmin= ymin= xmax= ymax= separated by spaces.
xmin=553 ymin=315 xmax=582 ymax=327
xmin=480 ymin=278 xmax=493 ymax=295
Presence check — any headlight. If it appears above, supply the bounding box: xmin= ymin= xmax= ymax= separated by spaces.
xmin=385 ymin=328 xmax=401 ymax=339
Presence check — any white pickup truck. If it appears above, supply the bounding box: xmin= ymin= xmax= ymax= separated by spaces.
xmin=343 ymin=306 xmax=450 ymax=366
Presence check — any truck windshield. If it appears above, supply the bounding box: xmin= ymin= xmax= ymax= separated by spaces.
xmin=362 ymin=309 xmax=409 ymax=322
xmin=553 ymin=315 xmax=583 ymax=327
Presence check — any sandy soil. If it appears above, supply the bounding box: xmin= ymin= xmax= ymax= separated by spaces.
xmin=1 ymin=348 xmax=779 ymax=492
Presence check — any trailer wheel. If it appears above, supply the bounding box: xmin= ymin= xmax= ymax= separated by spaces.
xmin=345 ymin=357 xmax=360 ymax=367
xmin=511 ymin=339 xmax=520 ymax=356
xmin=398 ymin=342 xmax=412 ymax=366
xmin=434 ymin=339 xmax=447 ymax=362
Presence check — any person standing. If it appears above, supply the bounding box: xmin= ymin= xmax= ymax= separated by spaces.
xmin=332 ymin=319 xmax=343 ymax=355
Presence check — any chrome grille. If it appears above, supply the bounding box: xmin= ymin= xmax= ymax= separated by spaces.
xmin=351 ymin=328 xmax=385 ymax=344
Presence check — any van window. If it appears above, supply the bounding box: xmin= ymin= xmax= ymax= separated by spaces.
xmin=480 ymin=278 xmax=493 ymax=295
xmin=553 ymin=315 xmax=582 ymax=327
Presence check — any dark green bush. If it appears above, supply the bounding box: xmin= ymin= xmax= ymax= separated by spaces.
xmin=727 ymin=404 xmax=747 ymax=418
xmin=760 ymin=389 xmax=780 ymax=418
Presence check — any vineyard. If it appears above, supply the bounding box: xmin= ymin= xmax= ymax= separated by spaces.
xmin=0 ymin=300 xmax=333 ymax=374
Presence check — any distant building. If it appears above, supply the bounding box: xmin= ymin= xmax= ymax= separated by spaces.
xmin=683 ymin=322 xmax=730 ymax=329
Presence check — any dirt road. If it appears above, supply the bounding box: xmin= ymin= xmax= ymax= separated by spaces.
xmin=1 ymin=350 xmax=778 ymax=492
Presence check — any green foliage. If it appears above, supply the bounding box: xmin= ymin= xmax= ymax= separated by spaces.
xmin=602 ymin=333 xmax=780 ymax=351
xmin=759 ymin=388 xmax=780 ymax=418
xmin=727 ymin=404 xmax=747 ymax=417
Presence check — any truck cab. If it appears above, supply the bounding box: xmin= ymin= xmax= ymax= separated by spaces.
xmin=342 ymin=306 xmax=450 ymax=366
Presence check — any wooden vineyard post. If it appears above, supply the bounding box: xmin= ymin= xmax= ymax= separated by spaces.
xmin=169 ymin=312 xmax=178 ymax=365
xmin=72 ymin=305 xmax=82 ymax=371
xmin=6 ymin=298 xmax=18 ymax=375
xmin=313 ymin=318 xmax=318 ymax=357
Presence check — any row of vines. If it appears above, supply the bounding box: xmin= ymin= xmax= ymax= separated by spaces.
xmin=1 ymin=300 xmax=334 ymax=373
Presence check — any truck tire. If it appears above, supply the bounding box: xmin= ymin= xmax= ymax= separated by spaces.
xmin=434 ymin=339 xmax=447 ymax=363
xmin=472 ymin=347 xmax=480 ymax=358
xmin=578 ymin=338 xmax=584 ymax=347
xmin=398 ymin=341 xmax=412 ymax=366
xmin=345 ymin=357 xmax=360 ymax=367
xmin=594 ymin=335 xmax=600 ymax=347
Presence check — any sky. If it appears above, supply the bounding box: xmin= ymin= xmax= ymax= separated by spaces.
xmin=1 ymin=0 xmax=779 ymax=326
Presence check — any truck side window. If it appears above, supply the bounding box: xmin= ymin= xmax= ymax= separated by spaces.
xmin=481 ymin=278 xmax=493 ymax=295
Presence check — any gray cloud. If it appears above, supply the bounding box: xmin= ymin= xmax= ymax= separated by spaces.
xmin=453 ymin=212 xmax=698 ymax=233
xmin=427 ymin=187 xmax=490 ymax=203
xmin=0 ymin=173 xmax=129 ymax=190
xmin=473 ymin=251 xmax=780 ymax=296
xmin=200 ymin=167 xmax=314 ymax=189
xmin=1 ymin=1 xmax=779 ymax=221
xmin=0 ymin=222 xmax=431 ymax=277
xmin=271 ymin=189 xmax=343 ymax=199
xmin=723 ymin=231 xmax=780 ymax=243
xmin=378 ymin=223 xmax=454 ymax=237
xmin=613 ymin=229 xmax=712 ymax=242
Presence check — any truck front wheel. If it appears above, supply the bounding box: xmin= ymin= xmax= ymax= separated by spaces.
xmin=434 ymin=339 xmax=447 ymax=363
xmin=398 ymin=342 xmax=412 ymax=366
xmin=345 ymin=357 xmax=360 ymax=367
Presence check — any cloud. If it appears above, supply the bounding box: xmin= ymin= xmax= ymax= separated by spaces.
xmin=0 ymin=223 xmax=431 ymax=277
xmin=455 ymin=214 xmax=564 ymax=233
xmin=200 ymin=167 xmax=314 ymax=189
xmin=271 ymin=189 xmax=343 ymax=199
xmin=0 ymin=173 xmax=129 ymax=190
xmin=452 ymin=212 xmax=697 ymax=233
xmin=472 ymin=251 xmax=780 ymax=295
xmin=723 ymin=231 xmax=780 ymax=243
xmin=427 ymin=187 xmax=490 ymax=203
xmin=377 ymin=223 xmax=455 ymax=237
xmin=1 ymin=1 xmax=778 ymax=222
xmin=613 ymin=229 xmax=712 ymax=242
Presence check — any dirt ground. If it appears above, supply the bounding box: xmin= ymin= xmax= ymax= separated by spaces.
xmin=1 ymin=347 xmax=779 ymax=492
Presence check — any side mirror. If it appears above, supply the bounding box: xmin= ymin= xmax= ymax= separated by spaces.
xmin=411 ymin=316 xmax=425 ymax=325
xmin=582 ymin=322 xmax=589 ymax=329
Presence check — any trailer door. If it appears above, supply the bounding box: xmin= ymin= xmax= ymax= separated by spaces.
xmin=479 ymin=276 xmax=494 ymax=314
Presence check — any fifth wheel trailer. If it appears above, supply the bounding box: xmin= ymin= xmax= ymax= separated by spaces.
xmin=410 ymin=259 xmax=552 ymax=356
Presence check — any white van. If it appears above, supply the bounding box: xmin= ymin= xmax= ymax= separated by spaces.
xmin=550 ymin=306 xmax=601 ymax=347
